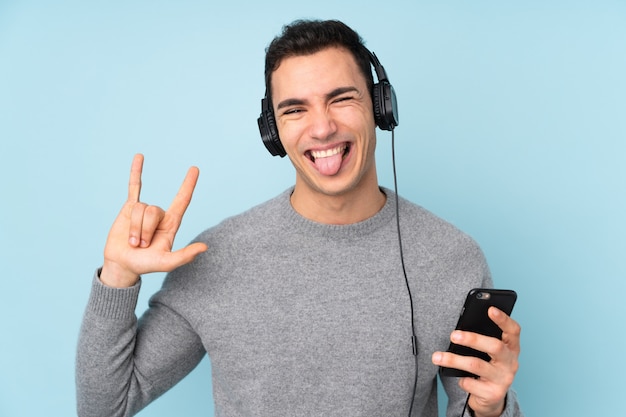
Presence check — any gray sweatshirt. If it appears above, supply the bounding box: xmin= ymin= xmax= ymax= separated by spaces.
xmin=76 ymin=188 xmax=522 ymax=417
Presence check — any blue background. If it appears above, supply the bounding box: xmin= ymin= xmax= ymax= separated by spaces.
xmin=1 ymin=1 xmax=624 ymax=416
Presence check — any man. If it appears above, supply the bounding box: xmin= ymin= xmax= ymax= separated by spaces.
xmin=77 ymin=19 xmax=523 ymax=417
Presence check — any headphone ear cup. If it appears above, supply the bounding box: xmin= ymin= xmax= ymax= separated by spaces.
xmin=372 ymin=81 xmax=399 ymax=131
xmin=372 ymin=83 xmax=384 ymax=129
xmin=258 ymin=97 xmax=286 ymax=157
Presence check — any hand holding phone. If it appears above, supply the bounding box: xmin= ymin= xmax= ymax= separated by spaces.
xmin=439 ymin=288 xmax=517 ymax=378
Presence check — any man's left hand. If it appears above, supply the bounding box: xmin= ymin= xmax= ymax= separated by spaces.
xmin=432 ymin=307 xmax=521 ymax=417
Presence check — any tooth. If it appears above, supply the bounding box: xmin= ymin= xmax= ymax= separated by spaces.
xmin=311 ymin=145 xmax=345 ymax=159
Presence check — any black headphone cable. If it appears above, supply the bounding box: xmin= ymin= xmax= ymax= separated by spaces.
xmin=393 ymin=132 xmax=473 ymax=417
xmin=390 ymin=128 xmax=419 ymax=416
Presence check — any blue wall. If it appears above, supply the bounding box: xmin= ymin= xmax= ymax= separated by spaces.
xmin=1 ymin=1 xmax=624 ymax=416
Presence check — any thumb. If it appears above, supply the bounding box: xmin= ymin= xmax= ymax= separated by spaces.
xmin=162 ymin=242 xmax=208 ymax=271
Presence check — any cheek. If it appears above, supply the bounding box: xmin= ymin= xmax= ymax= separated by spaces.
xmin=344 ymin=106 xmax=376 ymax=134
xmin=277 ymin=121 xmax=303 ymax=151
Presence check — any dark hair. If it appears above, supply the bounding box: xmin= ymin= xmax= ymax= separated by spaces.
xmin=264 ymin=19 xmax=374 ymax=102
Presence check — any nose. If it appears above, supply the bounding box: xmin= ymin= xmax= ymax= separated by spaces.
xmin=307 ymin=107 xmax=337 ymax=141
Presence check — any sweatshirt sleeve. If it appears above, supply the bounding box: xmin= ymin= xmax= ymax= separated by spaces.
xmin=76 ymin=270 xmax=206 ymax=417
xmin=499 ymin=389 xmax=524 ymax=417
xmin=441 ymin=378 xmax=524 ymax=417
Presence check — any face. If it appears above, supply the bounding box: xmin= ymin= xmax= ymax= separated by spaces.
xmin=270 ymin=47 xmax=378 ymax=203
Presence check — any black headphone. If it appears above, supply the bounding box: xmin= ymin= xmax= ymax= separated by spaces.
xmin=257 ymin=49 xmax=399 ymax=157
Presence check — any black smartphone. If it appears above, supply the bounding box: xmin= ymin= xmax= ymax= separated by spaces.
xmin=439 ymin=288 xmax=517 ymax=378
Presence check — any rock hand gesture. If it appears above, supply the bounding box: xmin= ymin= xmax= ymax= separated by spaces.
xmin=100 ymin=154 xmax=208 ymax=288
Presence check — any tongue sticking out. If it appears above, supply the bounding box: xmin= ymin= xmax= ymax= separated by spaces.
xmin=314 ymin=153 xmax=344 ymax=176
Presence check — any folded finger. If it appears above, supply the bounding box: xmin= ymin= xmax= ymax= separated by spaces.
xmin=489 ymin=307 xmax=521 ymax=347
xmin=433 ymin=350 xmax=489 ymax=379
xmin=450 ymin=330 xmax=502 ymax=360
xmin=138 ymin=205 xmax=166 ymax=247
xmin=129 ymin=202 xmax=147 ymax=247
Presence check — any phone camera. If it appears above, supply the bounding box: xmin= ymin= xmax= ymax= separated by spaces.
xmin=476 ymin=292 xmax=491 ymax=300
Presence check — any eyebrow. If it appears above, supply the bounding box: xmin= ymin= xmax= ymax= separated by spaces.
xmin=275 ymin=86 xmax=360 ymax=111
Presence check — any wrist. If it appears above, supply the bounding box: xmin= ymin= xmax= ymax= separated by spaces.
xmin=99 ymin=261 xmax=140 ymax=288
xmin=472 ymin=398 xmax=506 ymax=417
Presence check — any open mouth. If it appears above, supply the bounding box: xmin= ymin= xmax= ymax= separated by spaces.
xmin=306 ymin=143 xmax=350 ymax=163
xmin=305 ymin=143 xmax=351 ymax=176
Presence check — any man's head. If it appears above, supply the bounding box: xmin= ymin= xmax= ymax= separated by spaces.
xmin=258 ymin=19 xmax=398 ymax=223
xmin=259 ymin=20 xmax=398 ymax=158
xmin=264 ymin=20 xmax=375 ymax=105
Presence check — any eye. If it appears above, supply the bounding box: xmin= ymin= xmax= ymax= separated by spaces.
xmin=331 ymin=95 xmax=357 ymax=106
xmin=282 ymin=107 xmax=304 ymax=116
xmin=334 ymin=95 xmax=354 ymax=103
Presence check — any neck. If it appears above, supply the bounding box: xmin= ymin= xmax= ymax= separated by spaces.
xmin=290 ymin=181 xmax=386 ymax=225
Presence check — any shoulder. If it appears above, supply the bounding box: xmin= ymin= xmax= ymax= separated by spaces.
xmin=395 ymin=193 xmax=476 ymax=242
xmin=153 ymin=189 xmax=293 ymax=311
xmin=393 ymin=191 xmax=488 ymax=273
xmin=196 ymin=188 xmax=292 ymax=244
xmin=393 ymin=195 xmax=493 ymax=327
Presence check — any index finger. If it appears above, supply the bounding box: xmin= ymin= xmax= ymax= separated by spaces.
xmin=167 ymin=165 xmax=200 ymax=219
xmin=489 ymin=307 xmax=521 ymax=342
xmin=127 ymin=153 xmax=144 ymax=203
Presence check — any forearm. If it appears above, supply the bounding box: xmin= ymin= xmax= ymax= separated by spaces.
xmin=76 ymin=270 xmax=207 ymax=417
xmin=76 ymin=272 xmax=147 ymax=417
